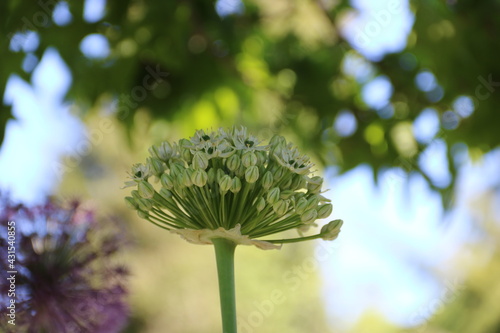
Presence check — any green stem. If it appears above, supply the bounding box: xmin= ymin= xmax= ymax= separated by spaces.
xmin=212 ymin=238 xmax=238 ymax=333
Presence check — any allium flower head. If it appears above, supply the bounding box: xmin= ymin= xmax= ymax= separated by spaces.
xmin=0 ymin=197 xmax=129 ymax=333
xmin=124 ymin=126 xmax=343 ymax=249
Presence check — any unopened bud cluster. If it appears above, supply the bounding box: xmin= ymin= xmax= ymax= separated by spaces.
xmin=124 ymin=127 xmax=342 ymax=246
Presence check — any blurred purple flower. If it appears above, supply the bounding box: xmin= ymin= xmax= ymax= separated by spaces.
xmin=0 ymin=196 xmax=129 ymax=333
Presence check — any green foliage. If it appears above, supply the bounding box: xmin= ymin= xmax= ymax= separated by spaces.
xmin=1 ymin=0 xmax=500 ymax=207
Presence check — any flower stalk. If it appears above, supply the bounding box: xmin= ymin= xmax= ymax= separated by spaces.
xmin=213 ymin=238 xmax=237 ymax=333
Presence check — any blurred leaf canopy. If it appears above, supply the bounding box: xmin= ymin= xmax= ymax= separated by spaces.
xmin=1 ymin=0 xmax=500 ymax=207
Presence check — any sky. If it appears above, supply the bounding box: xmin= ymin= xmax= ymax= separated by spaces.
xmin=0 ymin=49 xmax=85 ymax=203
xmin=1 ymin=0 xmax=498 ymax=331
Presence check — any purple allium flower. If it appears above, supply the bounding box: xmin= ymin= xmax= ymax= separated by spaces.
xmin=0 ymin=197 xmax=129 ymax=333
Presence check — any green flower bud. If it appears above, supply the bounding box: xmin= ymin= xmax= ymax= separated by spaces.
xmin=321 ymin=219 xmax=343 ymax=240
xmin=273 ymin=200 xmax=289 ymax=216
xmin=219 ymin=175 xmax=232 ymax=193
xmin=148 ymin=145 xmax=159 ymax=159
xmin=256 ymin=151 xmax=267 ymax=165
xmin=138 ymin=181 xmax=155 ymax=199
xmin=131 ymin=190 xmax=141 ymax=200
xmin=297 ymin=224 xmax=312 ymax=234
xmin=124 ymin=196 xmax=138 ymax=210
xmin=166 ymin=157 xmax=181 ymax=167
xmin=317 ymin=204 xmax=333 ymax=219
xmin=301 ymin=208 xmax=318 ymax=223
xmin=159 ymin=188 xmax=173 ymax=201
xmin=262 ymin=171 xmax=274 ymax=190
xmin=307 ymin=176 xmax=323 ymax=194
xmin=174 ymin=173 xmax=185 ymax=189
xmin=192 ymin=152 xmax=209 ymax=170
xmin=306 ymin=195 xmax=320 ymax=210
xmin=231 ymin=176 xmax=242 ymax=193
xmin=226 ymin=154 xmax=241 ymax=172
xmin=256 ymin=197 xmax=266 ymax=212
xmin=267 ymin=187 xmax=280 ymax=205
xmin=242 ymin=151 xmax=258 ymax=167
xmin=295 ymin=197 xmax=308 ymax=215
xmin=181 ymin=169 xmax=193 ymax=187
xmin=269 ymin=134 xmax=286 ymax=149
xmin=137 ymin=210 xmax=150 ymax=219
xmin=148 ymin=141 xmax=175 ymax=161
xmin=137 ymin=198 xmax=153 ymax=211
xmin=235 ymin=165 xmax=245 ymax=178
xmin=192 ymin=169 xmax=208 ymax=187
xmin=176 ymin=187 xmax=187 ymax=198
xmin=179 ymin=139 xmax=193 ymax=163
xmin=291 ymin=175 xmax=307 ymax=190
xmin=290 ymin=174 xmax=300 ymax=190
xmin=310 ymin=175 xmax=323 ymax=183
xmin=280 ymin=190 xmax=295 ymax=200
xmin=207 ymin=168 xmax=216 ymax=183
xmin=216 ymin=169 xmax=225 ymax=182
xmin=281 ymin=177 xmax=293 ymax=189
xmin=245 ymin=166 xmax=259 ymax=183
xmin=182 ymin=149 xmax=192 ymax=163
xmin=147 ymin=157 xmax=165 ymax=176
xmin=179 ymin=138 xmax=192 ymax=148
xmin=169 ymin=163 xmax=185 ymax=176
xmin=161 ymin=173 xmax=175 ymax=190
xmin=273 ymin=166 xmax=285 ymax=181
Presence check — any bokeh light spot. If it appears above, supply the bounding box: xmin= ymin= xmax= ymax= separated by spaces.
xmin=80 ymin=34 xmax=110 ymax=59
xmin=413 ymin=108 xmax=440 ymax=144
xmin=364 ymin=123 xmax=385 ymax=145
xmin=53 ymin=1 xmax=72 ymax=26
xmin=377 ymin=104 xmax=395 ymax=119
xmin=277 ymin=69 xmax=297 ymax=90
xmin=9 ymin=31 xmax=40 ymax=53
xmin=84 ymin=0 xmax=106 ymax=23
xmin=426 ymin=85 xmax=444 ymax=103
xmin=453 ymin=95 xmax=475 ymax=118
xmin=342 ymin=52 xmax=375 ymax=83
xmin=334 ymin=110 xmax=358 ymax=137
xmin=399 ymin=52 xmax=417 ymax=71
xmin=117 ymin=38 xmax=138 ymax=57
xmin=362 ymin=76 xmax=393 ymax=109
xmin=391 ymin=121 xmax=417 ymax=156
xmin=415 ymin=70 xmax=437 ymax=92
xmin=22 ymin=53 xmax=39 ymax=73
xmin=215 ymin=0 xmax=244 ymax=17
xmin=442 ymin=111 xmax=460 ymax=130
xmin=188 ymin=35 xmax=208 ymax=54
